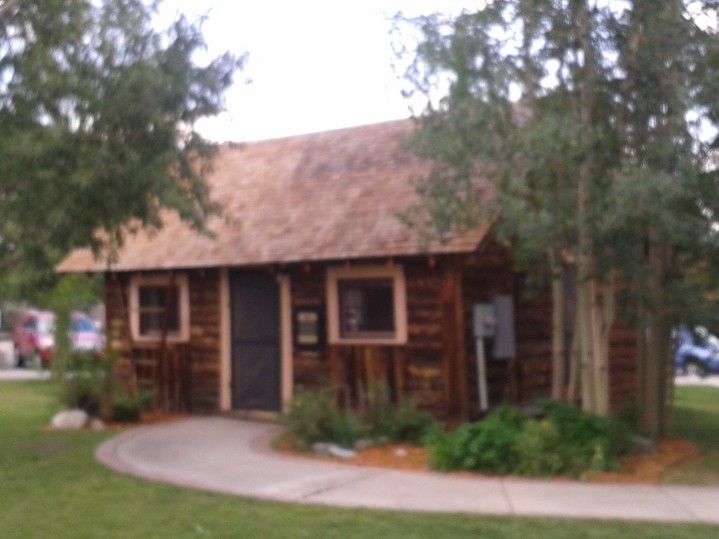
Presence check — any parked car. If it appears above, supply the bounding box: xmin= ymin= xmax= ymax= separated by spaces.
xmin=69 ymin=312 xmax=104 ymax=353
xmin=13 ymin=310 xmax=55 ymax=367
xmin=674 ymin=326 xmax=719 ymax=376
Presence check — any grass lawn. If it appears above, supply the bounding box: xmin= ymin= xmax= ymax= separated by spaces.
xmin=663 ymin=386 xmax=719 ymax=485
xmin=0 ymin=382 xmax=716 ymax=538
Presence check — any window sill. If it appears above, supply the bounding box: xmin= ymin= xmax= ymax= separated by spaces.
xmin=329 ymin=337 xmax=406 ymax=346
xmin=131 ymin=335 xmax=189 ymax=346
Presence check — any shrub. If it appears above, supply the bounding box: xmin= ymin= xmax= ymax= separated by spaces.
xmin=111 ymin=390 xmax=153 ymax=423
xmin=429 ymin=401 xmax=631 ymax=477
xmin=111 ymin=392 xmax=141 ymax=422
xmin=538 ymin=400 xmax=631 ymax=472
xmin=283 ymin=387 xmax=359 ymax=449
xmin=360 ymin=381 xmax=438 ymax=445
xmin=391 ymin=399 xmax=439 ymax=444
xmin=430 ymin=407 xmax=526 ymax=473
xmin=58 ymin=352 xmax=112 ymax=417
xmin=514 ymin=419 xmax=566 ymax=476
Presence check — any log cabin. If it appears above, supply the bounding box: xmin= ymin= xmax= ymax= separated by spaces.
xmin=57 ymin=120 xmax=637 ymax=421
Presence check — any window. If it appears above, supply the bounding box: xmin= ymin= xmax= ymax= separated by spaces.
xmin=129 ymin=274 xmax=189 ymax=343
xmin=138 ymin=285 xmax=180 ymax=335
xmin=326 ymin=265 xmax=407 ymax=344
xmin=338 ymin=279 xmax=394 ymax=338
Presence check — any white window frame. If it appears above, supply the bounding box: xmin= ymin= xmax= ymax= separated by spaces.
xmin=326 ymin=265 xmax=407 ymax=345
xmin=128 ymin=273 xmax=190 ymax=343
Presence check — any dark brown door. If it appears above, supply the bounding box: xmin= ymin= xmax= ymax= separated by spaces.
xmin=230 ymin=270 xmax=280 ymax=412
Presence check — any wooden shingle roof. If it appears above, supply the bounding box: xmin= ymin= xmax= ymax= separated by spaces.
xmin=57 ymin=120 xmax=490 ymax=273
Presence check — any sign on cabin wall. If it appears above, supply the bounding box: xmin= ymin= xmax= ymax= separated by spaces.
xmin=293 ymin=305 xmax=325 ymax=350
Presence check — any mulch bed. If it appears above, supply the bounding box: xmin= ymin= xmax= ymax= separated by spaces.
xmin=589 ymin=438 xmax=700 ymax=484
xmin=275 ymin=434 xmax=700 ymax=483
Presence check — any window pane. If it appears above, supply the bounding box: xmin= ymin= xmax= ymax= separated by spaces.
xmin=139 ymin=286 xmax=166 ymax=309
xmin=338 ymin=278 xmax=394 ymax=337
xmin=138 ymin=284 xmax=180 ymax=335
xmin=139 ymin=312 xmax=164 ymax=334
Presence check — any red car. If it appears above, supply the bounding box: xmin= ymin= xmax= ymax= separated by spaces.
xmin=13 ymin=310 xmax=55 ymax=367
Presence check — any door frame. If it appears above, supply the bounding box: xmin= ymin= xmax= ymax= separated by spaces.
xmin=219 ymin=268 xmax=293 ymax=415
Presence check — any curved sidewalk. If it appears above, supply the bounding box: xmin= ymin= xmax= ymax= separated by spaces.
xmin=96 ymin=417 xmax=719 ymax=524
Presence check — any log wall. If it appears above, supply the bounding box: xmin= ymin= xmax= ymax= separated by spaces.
xmin=104 ymin=269 xmax=221 ymax=413
xmin=103 ymin=247 xmax=637 ymax=419
xmin=288 ymin=257 xmax=458 ymax=417
xmin=461 ymin=239 xmax=637 ymax=416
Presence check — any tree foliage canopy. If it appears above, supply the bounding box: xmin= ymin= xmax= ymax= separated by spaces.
xmin=395 ymin=0 xmax=719 ymax=433
xmin=398 ymin=1 xmax=719 ymax=305
xmin=0 ymin=0 xmax=243 ymax=295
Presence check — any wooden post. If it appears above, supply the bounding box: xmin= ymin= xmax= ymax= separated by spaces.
xmin=440 ymin=258 xmax=466 ymax=418
xmin=157 ymin=272 xmax=176 ymax=411
xmin=328 ymin=345 xmax=344 ymax=405
xmin=393 ymin=347 xmax=406 ymax=400
xmin=454 ymin=258 xmax=469 ymax=419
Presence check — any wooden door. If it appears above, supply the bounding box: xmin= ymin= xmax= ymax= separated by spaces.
xmin=230 ymin=270 xmax=280 ymax=412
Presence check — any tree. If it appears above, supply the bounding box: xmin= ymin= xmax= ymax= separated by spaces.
xmin=0 ymin=0 xmax=243 ymax=296
xmin=395 ymin=1 xmax=719 ymax=436
xmin=604 ymin=0 xmax=719 ymax=435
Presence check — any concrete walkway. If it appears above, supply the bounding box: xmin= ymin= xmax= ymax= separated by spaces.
xmin=675 ymin=374 xmax=719 ymax=388
xmin=0 ymin=367 xmax=51 ymax=381
xmin=96 ymin=417 xmax=719 ymax=524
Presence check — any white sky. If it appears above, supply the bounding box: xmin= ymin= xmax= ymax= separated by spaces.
xmin=160 ymin=1 xmax=484 ymax=142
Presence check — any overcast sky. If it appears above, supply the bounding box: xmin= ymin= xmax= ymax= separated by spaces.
xmin=160 ymin=1 xmax=484 ymax=142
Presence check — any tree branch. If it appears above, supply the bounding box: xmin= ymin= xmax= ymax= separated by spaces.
xmin=0 ymin=0 xmax=18 ymax=21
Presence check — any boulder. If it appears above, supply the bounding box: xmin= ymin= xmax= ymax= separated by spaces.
xmin=328 ymin=444 xmax=357 ymax=459
xmin=88 ymin=418 xmax=105 ymax=432
xmin=312 ymin=442 xmax=357 ymax=459
xmin=50 ymin=409 xmax=89 ymax=431
xmin=631 ymin=434 xmax=657 ymax=454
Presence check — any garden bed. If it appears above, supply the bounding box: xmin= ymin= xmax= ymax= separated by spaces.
xmin=275 ymin=433 xmax=700 ymax=484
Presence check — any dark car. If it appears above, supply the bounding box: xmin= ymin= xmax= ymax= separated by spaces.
xmin=69 ymin=312 xmax=104 ymax=353
xmin=674 ymin=326 xmax=719 ymax=377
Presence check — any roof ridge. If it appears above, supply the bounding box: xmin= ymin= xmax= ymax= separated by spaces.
xmin=218 ymin=117 xmax=414 ymax=147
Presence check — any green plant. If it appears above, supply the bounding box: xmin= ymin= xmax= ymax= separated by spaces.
xmin=429 ymin=401 xmax=631 ymax=477
xmin=391 ymin=399 xmax=439 ymax=444
xmin=538 ymin=400 xmax=630 ymax=471
xmin=110 ymin=391 xmax=144 ymax=423
xmin=283 ymin=387 xmax=359 ymax=449
xmin=58 ymin=352 xmax=112 ymax=417
xmin=514 ymin=419 xmax=566 ymax=476
xmin=360 ymin=381 xmax=438 ymax=445
xmin=430 ymin=407 xmax=526 ymax=473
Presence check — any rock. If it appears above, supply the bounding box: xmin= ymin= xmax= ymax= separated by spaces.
xmin=88 ymin=418 xmax=105 ymax=431
xmin=354 ymin=438 xmax=375 ymax=451
xmin=50 ymin=409 xmax=88 ymax=431
xmin=328 ymin=445 xmax=357 ymax=459
xmin=393 ymin=448 xmax=408 ymax=458
xmin=312 ymin=442 xmax=357 ymax=459
xmin=631 ymin=434 xmax=657 ymax=454
xmin=311 ymin=442 xmax=332 ymax=457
